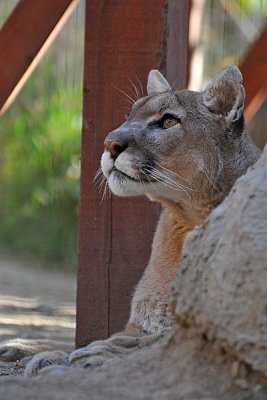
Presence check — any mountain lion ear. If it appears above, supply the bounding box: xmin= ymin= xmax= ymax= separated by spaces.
xmin=203 ymin=65 xmax=245 ymax=125
xmin=147 ymin=70 xmax=171 ymax=95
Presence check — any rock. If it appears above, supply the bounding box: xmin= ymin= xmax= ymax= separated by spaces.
xmin=171 ymin=145 xmax=267 ymax=376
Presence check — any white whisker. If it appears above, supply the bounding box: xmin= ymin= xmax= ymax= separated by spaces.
xmin=143 ymin=168 xmax=192 ymax=199
xmin=93 ymin=168 xmax=102 ymax=183
xmin=97 ymin=176 xmax=106 ymax=192
xmin=142 ymin=170 xmax=162 ymax=195
xmin=111 ymin=84 xmax=135 ymax=104
xmin=100 ymin=181 xmax=109 ymax=204
xmin=152 ymin=169 xmax=195 ymax=193
xmin=144 ymin=168 xmax=189 ymax=195
xmin=154 ymin=161 xmax=195 ymax=187
xmin=135 ymin=76 xmax=144 ymax=97
xmin=200 ymin=167 xmax=222 ymax=194
xmin=93 ymin=167 xmax=110 ymax=203
xmin=128 ymin=78 xmax=140 ymax=100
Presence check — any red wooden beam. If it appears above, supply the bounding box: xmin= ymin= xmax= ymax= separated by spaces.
xmin=240 ymin=25 xmax=267 ymax=123
xmin=0 ymin=0 xmax=78 ymax=115
xmin=76 ymin=0 xmax=190 ymax=348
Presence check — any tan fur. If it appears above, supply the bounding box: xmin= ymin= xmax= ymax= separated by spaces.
xmin=1 ymin=66 xmax=261 ymax=376
xmin=126 ymin=208 xmax=191 ymax=335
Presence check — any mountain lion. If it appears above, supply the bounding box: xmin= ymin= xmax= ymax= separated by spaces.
xmin=0 ymin=65 xmax=260 ymax=376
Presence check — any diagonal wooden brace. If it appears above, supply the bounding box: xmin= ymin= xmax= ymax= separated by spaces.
xmin=240 ymin=25 xmax=267 ymax=123
xmin=0 ymin=0 xmax=78 ymax=115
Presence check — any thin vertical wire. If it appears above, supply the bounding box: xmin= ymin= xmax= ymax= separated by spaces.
xmin=56 ymin=31 xmax=61 ymax=107
xmin=208 ymin=0 xmax=212 ymax=76
xmin=72 ymin=6 xmax=79 ymax=97
xmin=208 ymin=0 xmax=214 ymax=77
xmin=222 ymin=0 xmax=227 ymax=65
xmin=240 ymin=0 xmax=242 ymax=64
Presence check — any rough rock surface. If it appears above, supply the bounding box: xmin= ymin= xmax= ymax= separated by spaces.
xmin=0 ymin=146 xmax=266 ymax=399
xmin=171 ymin=144 xmax=267 ymax=375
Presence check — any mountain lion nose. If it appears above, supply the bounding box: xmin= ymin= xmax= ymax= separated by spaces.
xmin=104 ymin=139 xmax=127 ymax=159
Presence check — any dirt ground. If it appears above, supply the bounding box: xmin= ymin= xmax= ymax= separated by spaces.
xmin=0 ymin=253 xmax=76 ymax=377
xmin=0 ymin=253 xmax=266 ymax=399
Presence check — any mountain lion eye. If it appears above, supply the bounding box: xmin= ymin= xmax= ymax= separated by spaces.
xmin=162 ymin=115 xmax=180 ymax=129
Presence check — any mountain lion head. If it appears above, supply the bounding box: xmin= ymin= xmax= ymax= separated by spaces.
xmin=101 ymin=66 xmax=250 ymax=209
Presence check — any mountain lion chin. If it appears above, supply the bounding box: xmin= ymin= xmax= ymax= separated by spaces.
xmin=108 ymin=171 xmax=147 ymax=197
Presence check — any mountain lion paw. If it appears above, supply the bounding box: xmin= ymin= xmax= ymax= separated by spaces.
xmin=69 ymin=335 xmax=140 ymax=368
xmin=69 ymin=343 xmax=118 ymax=368
xmin=68 ymin=333 xmax=164 ymax=368
xmin=24 ymin=350 xmax=69 ymax=377
xmin=0 ymin=339 xmax=39 ymax=361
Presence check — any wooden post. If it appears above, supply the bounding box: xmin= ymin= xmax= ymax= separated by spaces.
xmin=76 ymin=0 xmax=190 ymax=348
xmin=0 ymin=0 xmax=78 ymax=115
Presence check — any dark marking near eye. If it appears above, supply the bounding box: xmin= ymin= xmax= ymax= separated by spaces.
xmin=148 ymin=113 xmax=181 ymax=129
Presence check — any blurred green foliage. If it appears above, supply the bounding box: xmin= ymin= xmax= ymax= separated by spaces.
xmin=0 ymin=62 xmax=82 ymax=269
xmin=240 ymin=0 xmax=267 ymax=16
